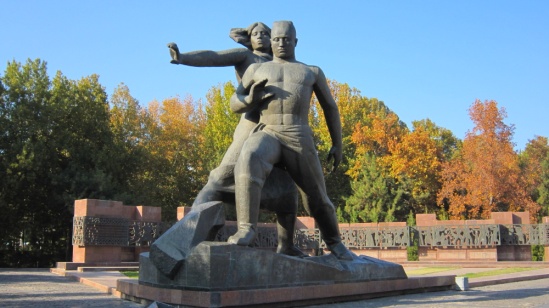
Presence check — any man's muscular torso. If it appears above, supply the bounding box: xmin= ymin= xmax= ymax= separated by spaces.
xmin=244 ymin=61 xmax=321 ymax=126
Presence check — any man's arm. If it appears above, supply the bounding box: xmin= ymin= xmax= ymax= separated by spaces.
xmin=312 ymin=66 xmax=343 ymax=172
xmin=167 ymin=43 xmax=249 ymax=67
xmin=230 ymin=65 xmax=273 ymax=113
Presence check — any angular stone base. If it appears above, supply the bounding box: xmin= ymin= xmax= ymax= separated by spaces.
xmin=139 ymin=241 xmax=406 ymax=291
xmin=119 ymin=275 xmax=455 ymax=307
xmin=149 ymin=201 xmax=225 ymax=278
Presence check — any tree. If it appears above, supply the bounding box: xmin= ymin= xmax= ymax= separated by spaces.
xmin=141 ymin=96 xmax=206 ymax=220
xmin=107 ymin=83 xmax=151 ymax=204
xmin=343 ymin=153 xmax=406 ymax=222
xmin=345 ymin=108 xmax=412 ymax=221
xmin=202 ymin=82 xmax=240 ymax=171
xmin=1 ymin=59 xmax=52 ymax=266
xmin=0 ymin=59 xmax=115 ymax=266
xmin=437 ymin=100 xmax=539 ymax=220
xmin=520 ymin=136 xmax=549 ymax=191
xmin=309 ymin=81 xmax=370 ymax=208
xmin=537 ymin=154 xmax=549 ymax=219
xmin=520 ymin=136 xmax=549 ymax=219
xmin=50 ymin=72 xmax=114 ymax=202
xmin=350 ymin=111 xmax=407 ymax=164
xmin=381 ymin=125 xmax=442 ymax=214
xmin=379 ymin=119 xmax=460 ymax=216
xmin=412 ymin=119 xmax=461 ymax=160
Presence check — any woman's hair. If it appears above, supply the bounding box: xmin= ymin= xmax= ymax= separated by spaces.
xmin=229 ymin=22 xmax=271 ymax=51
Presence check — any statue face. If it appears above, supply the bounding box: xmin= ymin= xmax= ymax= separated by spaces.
xmin=250 ymin=24 xmax=271 ymax=52
xmin=271 ymin=22 xmax=296 ymax=59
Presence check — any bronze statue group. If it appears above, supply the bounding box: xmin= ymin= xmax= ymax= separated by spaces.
xmin=168 ymin=21 xmax=353 ymax=261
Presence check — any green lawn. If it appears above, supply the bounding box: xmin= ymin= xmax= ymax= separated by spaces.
xmin=458 ymin=267 xmax=537 ymax=279
xmin=405 ymin=267 xmax=460 ymax=275
xmin=406 ymin=266 xmax=539 ymax=279
xmin=120 ymin=271 xmax=139 ymax=278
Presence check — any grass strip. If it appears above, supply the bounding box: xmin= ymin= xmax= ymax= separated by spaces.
xmin=120 ymin=271 xmax=139 ymax=278
xmin=405 ymin=267 xmax=460 ymax=275
xmin=458 ymin=267 xmax=537 ymax=279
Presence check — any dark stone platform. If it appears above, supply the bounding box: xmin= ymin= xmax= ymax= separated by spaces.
xmin=119 ymin=235 xmax=462 ymax=307
xmin=140 ymin=242 xmax=407 ymax=291
xmin=119 ymin=275 xmax=455 ymax=307
xmin=115 ymin=242 xmax=458 ymax=307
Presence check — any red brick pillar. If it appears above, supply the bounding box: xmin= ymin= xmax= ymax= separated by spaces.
xmin=72 ymin=199 xmax=161 ymax=264
xmin=492 ymin=212 xmax=532 ymax=261
xmin=415 ymin=214 xmax=437 ymax=261
xmin=177 ymin=206 xmax=192 ymax=220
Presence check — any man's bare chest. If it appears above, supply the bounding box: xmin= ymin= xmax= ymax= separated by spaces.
xmin=255 ymin=63 xmax=316 ymax=86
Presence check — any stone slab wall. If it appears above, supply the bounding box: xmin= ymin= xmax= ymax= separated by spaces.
xmin=418 ymin=247 xmax=498 ymax=261
xmin=72 ymin=199 xmax=162 ymax=263
xmin=70 ymin=202 xmax=546 ymax=264
xmin=415 ymin=212 xmax=536 ymax=261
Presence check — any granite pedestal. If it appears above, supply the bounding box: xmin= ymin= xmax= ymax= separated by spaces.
xmin=140 ymin=242 xmax=407 ymax=291
xmin=119 ymin=245 xmax=453 ymax=307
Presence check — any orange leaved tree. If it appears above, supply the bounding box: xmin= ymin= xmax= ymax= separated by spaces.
xmin=142 ymin=96 xmax=206 ymax=220
xmin=381 ymin=125 xmax=442 ymax=214
xmin=520 ymin=136 xmax=549 ymax=219
xmin=437 ymin=100 xmax=539 ymax=220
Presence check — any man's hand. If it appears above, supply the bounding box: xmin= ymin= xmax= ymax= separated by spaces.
xmin=167 ymin=42 xmax=180 ymax=64
xmin=327 ymin=146 xmax=342 ymax=172
xmin=246 ymin=79 xmax=274 ymax=105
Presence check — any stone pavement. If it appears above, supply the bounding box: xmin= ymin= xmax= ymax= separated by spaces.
xmin=0 ymin=269 xmax=145 ymax=308
xmin=2 ymin=264 xmax=549 ymax=307
xmin=403 ymin=265 xmax=549 ymax=288
xmin=307 ymin=277 xmax=549 ymax=307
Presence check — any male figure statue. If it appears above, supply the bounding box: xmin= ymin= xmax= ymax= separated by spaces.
xmin=228 ymin=21 xmax=353 ymax=260
xmin=166 ymin=22 xmax=306 ymax=257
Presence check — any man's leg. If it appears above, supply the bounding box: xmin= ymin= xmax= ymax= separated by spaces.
xmin=228 ymin=132 xmax=281 ymax=246
xmin=193 ymin=166 xmax=232 ymax=206
xmin=282 ymin=145 xmax=353 ymax=260
xmin=276 ymin=211 xmax=308 ymax=257
xmin=193 ymin=116 xmax=256 ymax=206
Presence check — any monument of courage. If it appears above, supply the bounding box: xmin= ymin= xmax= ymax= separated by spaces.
xmin=123 ymin=20 xmax=410 ymax=307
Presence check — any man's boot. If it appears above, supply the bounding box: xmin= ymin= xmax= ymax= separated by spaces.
xmin=276 ymin=212 xmax=308 ymax=258
xmin=227 ymin=222 xmax=257 ymax=246
xmin=227 ymin=179 xmax=261 ymax=246
xmin=313 ymin=206 xmax=354 ymax=261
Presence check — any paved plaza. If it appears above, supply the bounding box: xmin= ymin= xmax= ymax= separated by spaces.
xmin=1 ymin=266 xmax=548 ymax=307
xmin=0 ymin=269 xmax=144 ymax=308
xmin=307 ymin=277 xmax=549 ymax=307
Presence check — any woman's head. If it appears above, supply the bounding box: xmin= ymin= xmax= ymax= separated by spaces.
xmin=230 ymin=22 xmax=271 ymax=54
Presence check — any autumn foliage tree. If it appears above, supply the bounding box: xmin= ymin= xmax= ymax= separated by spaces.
xmin=202 ymin=82 xmax=240 ymax=171
xmin=309 ymin=80 xmax=412 ymax=221
xmin=385 ymin=120 xmax=460 ymax=216
xmin=338 ymin=88 xmax=410 ymax=222
xmin=381 ymin=124 xmax=442 ymax=214
xmin=520 ymin=136 xmax=549 ymax=219
xmin=412 ymin=119 xmax=461 ymax=161
xmin=437 ymin=100 xmax=539 ymax=220
xmin=142 ymin=96 xmax=206 ymax=220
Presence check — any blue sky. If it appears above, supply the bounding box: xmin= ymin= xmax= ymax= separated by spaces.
xmin=1 ymin=1 xmax=548 ymax=150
